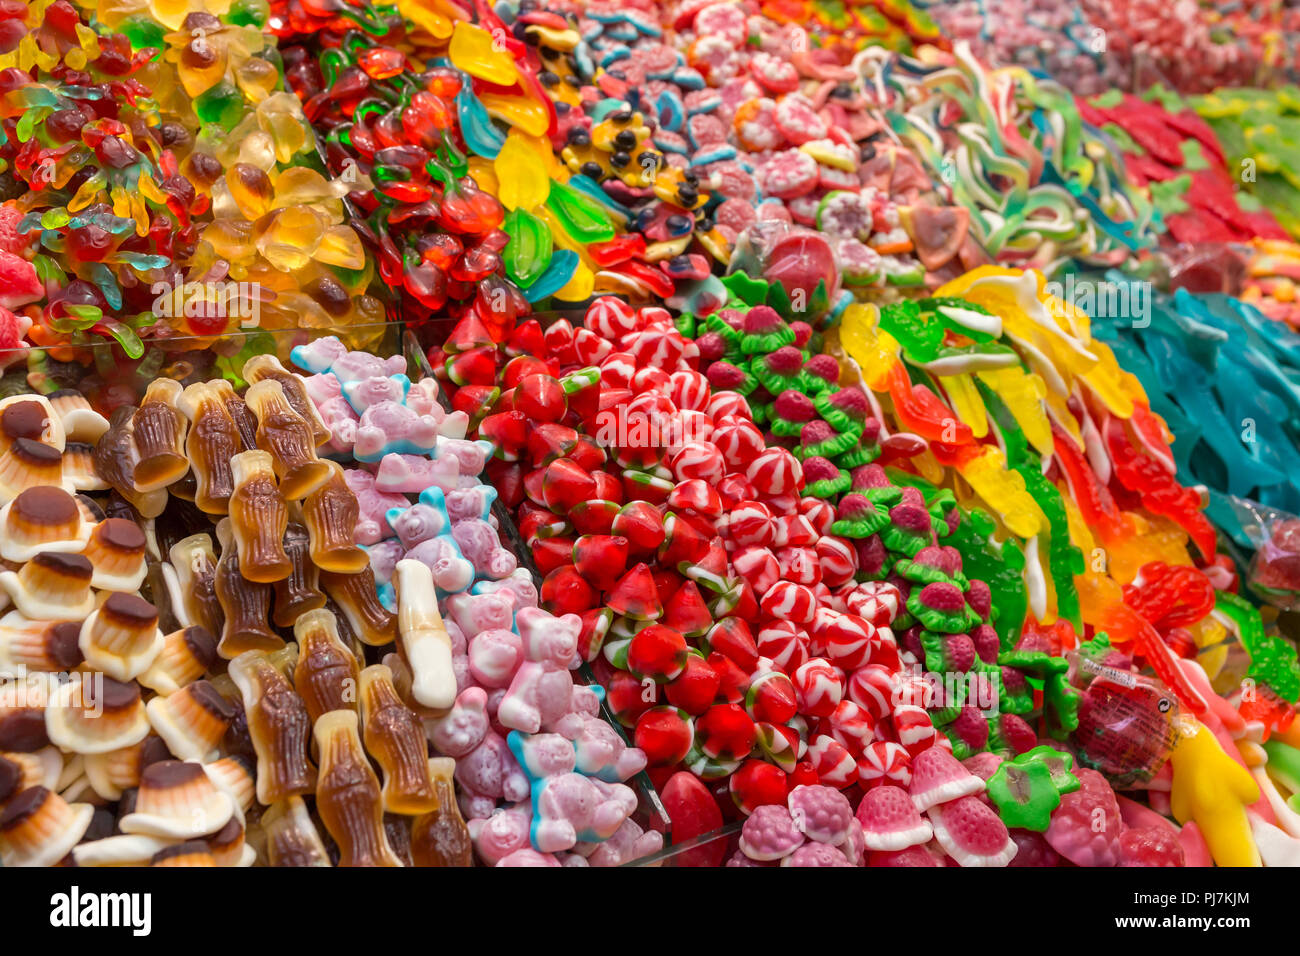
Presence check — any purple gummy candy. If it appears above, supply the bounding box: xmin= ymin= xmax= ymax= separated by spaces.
xmin=788 ymin=784 xmax=854 ymax=845
xmin=782 ymin=843 xmax=852 ymax=867
xmin=739 ymin=804 xmax=806 ymax=861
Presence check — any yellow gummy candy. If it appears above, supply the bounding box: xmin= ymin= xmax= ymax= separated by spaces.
xmin=448 ymin=22 xmax=518 ymax=86
xmin=466 ymin=156 xmax=500 ymax=197
xmin=552 ymin=261 xmax=595 ymax=302
xmin=479 ymin=92 xmax=550 ymax=138
xmin=838 ymin=303 xmax=901 ymax=392
xmin=398 ymin=0 xmax=458 ymax=40
xmin=960 ymin=444 xmax=1046 ymax=539
xmin=1079 ymin=340 xmax=1140 ymax=418
xmin=937 ymin=373 xmax=988 ymax=439
xmin=977 ymin=366 xmax=1052 ymax=456
xmin=1169 ymin=723 xmax=1261 ymax=867
xmin=494 ymin=133 xmax=551 ymax=211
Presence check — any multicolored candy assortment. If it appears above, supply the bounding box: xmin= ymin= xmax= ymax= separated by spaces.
xmin=5 ymin=0 xmax=1300 ymax=870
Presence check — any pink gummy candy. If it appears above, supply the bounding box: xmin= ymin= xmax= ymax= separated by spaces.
xmin=781 ymin=843 xmax=852 ymax=867
xmin=1044 ymin=768 xmax=1123 ymax=867
xmin=855 ymin=784 xmax=933 ymax=851
xmin=909 ymin=745 xmax=984 ymax=812
xmin=739 ymin=804 xmax=806 ymax=861
xmin=928 ymin=795 xmax=1018 ymax=867
xmin=788 ymin=784 xmax=854 ymax=845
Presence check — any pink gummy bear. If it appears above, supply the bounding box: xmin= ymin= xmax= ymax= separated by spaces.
xmin=316 ymin=396 xmax=359 ymax=455
xmin=446 ymin=486 xmax=495 ymax=522
xmin=456 ymin=730 xmax=529 ymax=813
xmin=437 ymin=437 xmax=492 ymax=476
xmin=405 ymin=536 xmax=475 ymax=593
xmin=354 ymin=401 xmax=441 ymax=460
xmin=427 ymin=686 xmax=490 ymax=757
xmin=344 ymin=375 xmax=413 ymax=413
xmin=534 ymin=774 xmax=637 ymax=853
xmin=473 ymin=569 xmax=539 ymax=610
xmin=291 ymin=336 xmax=348 ymax=375
xmin=468 ymin=628 xmax=524 ymax=689
xmin=375 ymin=453 xmax=459 ymax=495
xmin=446 ymin=591 xmax=515 ymax=636
xmin=580 ymin=819 xmax=663 ymax=867
xmin=329 ymin=349 xmax=406 ymax=385
xmin=388 ymin=503 xmax=450 ymax=549
xmin=303 ymin=371 xmax=342 ymax=405
xmin=453 ymin=519 xmax=518 ymax=580
xmin=552 ymin=711 xmax=647 ymax=782
xmin=405 ymin=378 xmax=441 ymax=417
xmin=342 ymin=470 xmax=408 ymax=545
xmin=498 ymin=608 xmax=581 ymax=734
xmin=495 ymin=848 xmax=560 ymax=867
xmin=366 ymin=539 xmax=404 ymax=587
xmin=468 ymin=803 xmax=532 ymax=865
xmin=512 ymin=732 xmax=637 ymax=853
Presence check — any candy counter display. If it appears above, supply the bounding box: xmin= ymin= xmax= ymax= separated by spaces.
xmin=3 ymin=0 xmax=1300 ymax=874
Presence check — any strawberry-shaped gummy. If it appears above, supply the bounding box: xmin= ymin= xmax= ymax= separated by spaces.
xmin=928 ymin=794 xmax=1018 ymax=867
xmin=802 ymin=354 xmax=841 ymax=390
xmin=1118 ymin=826 xmax=1185 ymax=867
xmin=1044 ymin=768 xmax=1123 ymax=867
xmin=908 ymin=582 xmax=973 ymax=634
xmin=816 ymin=386 xmax=869 ymax=434
xmin=830 ymin=494 xmax=889 ymax=538
xmin=909 ymin=745 xmax=984 ymax=812
xmin=801 ymin=456 xmax=849 ymax=499
xmin=740 ymin=305 xmax=795 ymax=354
xmin=855 ymin=784 xmax=933 ymax=851
xmin=739 ymin=803 xmax=805 ymax=861
xmin=788 ymin=783 xmax=854 ymax=845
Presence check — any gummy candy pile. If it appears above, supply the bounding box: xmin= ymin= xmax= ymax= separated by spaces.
xmin=5 ymin=0 xmax=1300 ymax=873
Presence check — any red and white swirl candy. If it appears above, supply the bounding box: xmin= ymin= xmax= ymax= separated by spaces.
xmin=585 ymin=297 xmax=639 ymax=340
xmin=746 ymin=447 xmax=802 ymax=498
xmin=793 ymin=657 xmax=843 ymax=717
xmin=845 ymin=580 xmax=903 ymax=628
xmin=760 ymin=581 xmax=816 ymax=624
xmin=857 ymin=740 xmax=912 ymax=789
